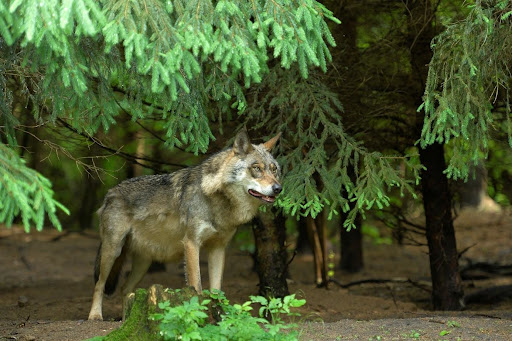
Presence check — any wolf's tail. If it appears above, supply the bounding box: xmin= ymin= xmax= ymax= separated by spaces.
xmin=94 ymin=242 xmax=128 ymax=295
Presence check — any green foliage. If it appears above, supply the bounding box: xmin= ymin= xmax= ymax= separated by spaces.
xmin=362 ymin=224 xmax=392 ymax=245
xmin=0 ymin=144 xmax=69 ymax=232
xmin=486 ymin=140 xmax=512 ymax=205
xmin=446 ymin=320 xmax=460 ymax=328
xmin=408 ymin=330 xmax=421 ymax=339
xmin=0 ymin=0 xmax=338 ymax=149
xmin=151 ymin=290 xmax=306 ymax=341
xmin=245 ymin=67 xmax=422 ymax=229
xmin=152 ymin=296 xmax=210 ymax=341
xmin=422 ymin=0 xmax=512 ymax=180
xmin=0 ymin=0 xmax=339 ymax=230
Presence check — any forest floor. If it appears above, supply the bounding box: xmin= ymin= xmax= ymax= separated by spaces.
xmin=0 ymin=208 xmax=511 ymax=340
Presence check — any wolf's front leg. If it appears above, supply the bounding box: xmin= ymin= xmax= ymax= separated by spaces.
xmin=208 ymin=246 xmax=226 ymax=290
xmin=184 ymin=238 xmax=202 ymax=292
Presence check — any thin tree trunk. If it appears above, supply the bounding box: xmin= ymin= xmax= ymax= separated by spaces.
xmin=306 ymin=211 xmax=329 ymax=287
xmin=252 ymin=211 xmax=289 ymax=298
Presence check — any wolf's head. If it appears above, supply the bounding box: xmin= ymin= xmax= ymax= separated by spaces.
xmin=229 ymin=129 xmax=282 ymax=204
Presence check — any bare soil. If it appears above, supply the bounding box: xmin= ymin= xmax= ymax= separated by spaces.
xmin=1 ymin=209 xmax=511 ymax=340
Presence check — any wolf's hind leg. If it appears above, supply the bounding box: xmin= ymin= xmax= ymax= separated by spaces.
xmin=120 ymin=254 xmax=152 ymax=320
xmin=88 ymin=224 xmax=129 ymax=321
xmin=121 ymin=254 xmax=152 ymax=296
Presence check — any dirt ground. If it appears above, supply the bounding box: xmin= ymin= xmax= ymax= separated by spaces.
xmin=0 ymin=209 xmax=511 ymax=340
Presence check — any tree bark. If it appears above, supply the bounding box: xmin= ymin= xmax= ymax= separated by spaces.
xmin=305 ymin=211 xmax=329 ymax=287
xmin=77 ymin=174 xmax=100 ymax=230
xmin=333 ymin=2 xmax=364 ymax=274
xmin=419 ymin=143 xmax=464 ymax=310
xmin=339 ymin=213 xmax=363 ymax=273
xmin=407 ymin=0 xmax=464 ymax=310
xmin=252 ymin=211 xmax=289 ymax=298
xmin=295 ymin=218 xmax=311 ymax=254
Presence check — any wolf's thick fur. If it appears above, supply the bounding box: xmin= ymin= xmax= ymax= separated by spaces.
xmin=88 ymin=130 xmax=281 ymax=320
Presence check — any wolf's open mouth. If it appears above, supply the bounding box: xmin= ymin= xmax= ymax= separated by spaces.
xmin=248 ymin=189 xmax=276 ymax=203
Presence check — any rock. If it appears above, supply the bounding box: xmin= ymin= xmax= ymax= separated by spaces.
xmin=18 ymin=296 xmax=29 ymax=307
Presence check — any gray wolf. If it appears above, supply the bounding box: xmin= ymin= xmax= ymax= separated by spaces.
xmin=88 ymin=130 xmax=281 ymax=320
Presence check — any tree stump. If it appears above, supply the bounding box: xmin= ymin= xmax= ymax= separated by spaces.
xmin=102 ymin=285 xmax=202 ymax=340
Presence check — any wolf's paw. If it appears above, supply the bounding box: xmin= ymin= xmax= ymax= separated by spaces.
xmin=88 ymin=312 xmax=103 ymax=321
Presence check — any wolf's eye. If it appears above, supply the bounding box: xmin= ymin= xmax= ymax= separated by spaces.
xmin=253 ymin=165 xmax=261 ymax=172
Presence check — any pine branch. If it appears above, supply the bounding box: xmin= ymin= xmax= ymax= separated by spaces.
xmin=0 ymin=143 xmax=69 ymax=231
xmin=56 ymin=118 xmax=187 ymax=171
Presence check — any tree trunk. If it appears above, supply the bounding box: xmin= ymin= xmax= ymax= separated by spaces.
xmin=252 ymin=211 xmax=289 ymax=298
xmin=305 ymin=212 xmax=329 ymax=287
xmin=295 ymin=218 xmax=311 ymax=254
xmin=419 ymin=143 xmax=464 ymax=310
xmin=407 ymin=0 xmax=464 ymax=310
xmin=78 ymin=174 xmax=100 ymax=230
xmin=339 ymin=212 xmax=363 ymax=273
xmin=332 ymin=2 xmax=364 ymax=274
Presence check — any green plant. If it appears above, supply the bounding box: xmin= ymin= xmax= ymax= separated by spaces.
xmin=151 ymin=296 xmax=210 ymax=341
xmin=151 ymin=290 xmax=306 ymax=341
xmin=409 ymin=330 xmax=421 ymax=339
xmin=446 ymin=320 xmax=460 ymax=328
xmin=440 ymin=329 xmax=451 ymax=336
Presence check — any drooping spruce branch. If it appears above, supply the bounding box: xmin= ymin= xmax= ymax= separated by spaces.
xmin=421 ymin=0 xmax=512 ymax=180
xmin=0 ymin=0 xmax=340 ymax=230
xmin=0 ymin=143 xmax=69 ymax=231
xmin=1 ymin=0 xmax=339 ymax=153
xmin=245 ymin=67 xmax=422 ymax=229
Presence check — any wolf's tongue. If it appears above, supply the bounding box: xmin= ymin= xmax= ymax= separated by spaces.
xmin=249 ymin=189 xmax=275 ymax=203
xmin=249 ymin=189 xmax=262 ymax=197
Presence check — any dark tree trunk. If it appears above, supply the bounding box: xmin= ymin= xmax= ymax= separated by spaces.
xmin=339 ymin=213 xmax=363 ymax=273
xmin=295 ymin=218 xmax=311 ymax=254
xmin=332 ymin=2 xmax=364 ymax=274
xmin=78 ymin=175 xmax=100 ymax=230
xmin=419 ymin=143 xmax=464 ymax=309
xmin=252 ymin=211 xmax=289 ymax=298
xmin=407 ymin=0 xmax=464 ymax=310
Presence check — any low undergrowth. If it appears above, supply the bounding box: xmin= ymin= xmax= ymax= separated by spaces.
xmin=151 ymin=290 xmax=306 ymax=341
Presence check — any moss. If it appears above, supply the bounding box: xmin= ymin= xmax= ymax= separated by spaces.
xmin=103 ymin=288 xmax=157 ymax=341
xmin=100 ymin=286 xmax=201 ymax=340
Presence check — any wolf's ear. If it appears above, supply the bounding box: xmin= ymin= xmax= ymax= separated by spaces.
xmin=233 ymin=129 xmax=253 ymax=156
xmin=262 ymin=132 xmax=281 ymax=152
